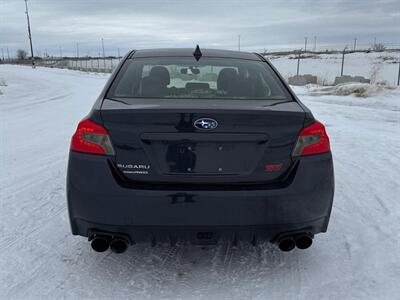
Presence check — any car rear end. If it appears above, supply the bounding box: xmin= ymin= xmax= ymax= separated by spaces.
xmin=67 ymin=49 xmax=334 ymax=253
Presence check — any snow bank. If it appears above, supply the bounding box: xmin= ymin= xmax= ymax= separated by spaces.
xmin=307 ymin=83 xmax=398 ymax=97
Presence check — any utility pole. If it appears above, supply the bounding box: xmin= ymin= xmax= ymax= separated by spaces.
xmin=101 ymin=38 xmax=105 ymax=57
xmin=374 ymin=37 xmax=376 ymax=47
xmin=7 ymin=47 xmax=10 ymax=61
xmin=24 ymin=0 xmax=35 ymax=68
xmin=238 ymin=35 xmax=241 ymax=51
xmin=101 ymin=38 xmax=106 ymax=70
xmin=340 ymin=46 xmax=348 ymax=76
xmin=304 ymin=37 xmax=308 ymax=52
xmin=1 ymin=48 xmax=4 ymax=61
xmin=296 ymin=49 xmax=302 ymax=76
xmin=59 ymin=45 xmax=62 ymax=58
xmin=313 ymin=36 xmax=316 ymax=52
xmin=76 ymin=43 xmax=79 ymax=58
xmin=397 ymin=60 xmax=400 ymax=86
xmin=353 ymin=38 xmax=357 ymax=51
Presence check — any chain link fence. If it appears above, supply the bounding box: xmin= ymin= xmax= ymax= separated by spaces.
xmin=2 ymin=57 xmax=122 ymax=73
xmin=2 ymin=47 xmax=400 ymax=85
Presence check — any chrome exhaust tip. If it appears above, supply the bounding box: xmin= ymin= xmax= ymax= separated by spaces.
xmin=278 ymin=237 xmax=296 ymax=252
xmin=91 ymin=237 xmax=110 ymax=252
xmin=295 ymin=235 xmax=313 ymax=250
xmin=110 ymin=238 xmax=129 ymax=254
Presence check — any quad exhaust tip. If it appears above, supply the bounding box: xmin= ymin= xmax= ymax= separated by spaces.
xmin=295 ymin=235 xmax=313 ymax=250
xmin=277 ymin=234 xmax=313 ymax=252
xmin=110 ymin=238 xmax=129 ymax=254
xmin=278 ymin=237 xmax=296 ymax=252
xmin=91 ymin=233 xmax=311 ymax=253
xmin=91 ymin=236 xmax=110 ymax=252
xmin=90 ymin=235 xmax=129 ymax=254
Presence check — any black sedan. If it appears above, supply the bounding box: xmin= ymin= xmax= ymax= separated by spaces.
xmin=67 ymin=47 xmax=334 ymax=253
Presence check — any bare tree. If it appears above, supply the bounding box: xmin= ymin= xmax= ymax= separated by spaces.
xmin=17 ymin=49 xmax=28 ymax=60
xmin=373 ymin=43 xmax=386 ymax=52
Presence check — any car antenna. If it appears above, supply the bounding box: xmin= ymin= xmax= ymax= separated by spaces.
xmin=193 ymin=45 xmax=202 ymax=61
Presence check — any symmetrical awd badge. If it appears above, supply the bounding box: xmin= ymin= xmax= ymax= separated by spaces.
xmin=193 ymin=118 xmax=218 ymax=130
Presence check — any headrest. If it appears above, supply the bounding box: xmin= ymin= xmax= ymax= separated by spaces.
xmin=217 ymin=68 xmax=238 ymax=90
xmin=149 ymin=66 xmax=170 ymax=85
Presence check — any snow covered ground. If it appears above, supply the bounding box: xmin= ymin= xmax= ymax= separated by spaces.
xmin=267 ymin=51 xmax=400 ymax=85
xmin=1 ymin=65 xmax=399 ymax=299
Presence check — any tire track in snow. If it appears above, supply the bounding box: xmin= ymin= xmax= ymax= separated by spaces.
xmin=1 ymin=93 xmax=72 ymax=111
xmin=0 ymin=188 xmax=66 ymax=252
xmin=2 ymin=65 xmax=400 ymax=299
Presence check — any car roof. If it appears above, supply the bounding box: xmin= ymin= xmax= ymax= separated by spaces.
xmin=129 ymin=48 xmax=262 ymax=61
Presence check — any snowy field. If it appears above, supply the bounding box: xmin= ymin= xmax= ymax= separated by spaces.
xmin=1 ymin=65 xmax=400 ymax=299
xmin=267 ymin=51 xmax=400 ymax=85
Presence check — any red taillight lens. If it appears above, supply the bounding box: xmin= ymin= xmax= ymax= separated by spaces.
xmin=292 ymin=121 xmax=330 ymax=156
xmin=70 ymin=119 xmax=115 ymax=155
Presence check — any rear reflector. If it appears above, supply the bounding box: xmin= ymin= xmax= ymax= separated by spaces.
xmin=70 ymin=119 xmax=115 ymax=155
xmin=292 ymin=121 xmax=330 ymax=156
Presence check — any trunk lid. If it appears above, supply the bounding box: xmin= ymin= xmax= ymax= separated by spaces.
xmin=101 ymin=98 xmax=305 ymax=184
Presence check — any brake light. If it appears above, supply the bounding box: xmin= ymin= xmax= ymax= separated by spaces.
xmin=70 ymin=119 xmax=115 ymax=155
xmin=292 ymin=121 xmax=330 ymax=156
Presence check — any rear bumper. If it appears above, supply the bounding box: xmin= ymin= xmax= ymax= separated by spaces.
xmin=67 ymin=152 xmax=334 ymax=243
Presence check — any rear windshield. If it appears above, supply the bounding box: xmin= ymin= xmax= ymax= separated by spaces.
xmin=107 ymin=57 xmax=291 ymax=100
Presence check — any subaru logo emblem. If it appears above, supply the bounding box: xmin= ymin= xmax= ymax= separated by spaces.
xmin=193 ymin=118 xmax=218 ymax=130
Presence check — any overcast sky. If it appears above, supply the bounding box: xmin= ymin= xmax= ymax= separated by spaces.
xmin=1 ymin=0 xmax=399 ymax=57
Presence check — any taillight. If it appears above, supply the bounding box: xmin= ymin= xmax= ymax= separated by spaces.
xmin=292 ymin=121 xmax=330 ymax=156
xmin=70 ymin=119 xmax=115 ymax=155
